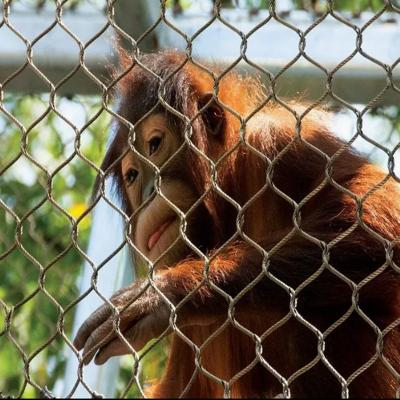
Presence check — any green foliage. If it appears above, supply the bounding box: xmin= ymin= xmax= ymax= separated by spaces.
xmin=0 ymin=94 xmax=110 ymax=397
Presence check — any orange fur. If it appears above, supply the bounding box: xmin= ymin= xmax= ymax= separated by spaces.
xmin=103 ymin=50 xmax=400 ymax=397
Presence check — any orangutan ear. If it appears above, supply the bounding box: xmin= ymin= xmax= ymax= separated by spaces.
xmin=198 ymin=93 xmax=225 ymax=137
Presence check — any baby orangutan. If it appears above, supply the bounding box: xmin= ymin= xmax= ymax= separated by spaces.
xmin=74 ymin=50 xmax=400 ymax=398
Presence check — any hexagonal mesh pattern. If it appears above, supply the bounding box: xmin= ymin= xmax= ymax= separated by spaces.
xmin=1 ymin=0 xmax=400 ymax=398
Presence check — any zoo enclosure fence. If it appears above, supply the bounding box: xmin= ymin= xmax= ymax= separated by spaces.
xmin=0 ymin=0 xmax=400 ymax=397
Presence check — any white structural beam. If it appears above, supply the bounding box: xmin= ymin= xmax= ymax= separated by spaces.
xmin=58 ymin=194 xmax=134 ymax=398
xmin=0 ymin=10 xmax=115 ymax=95
xmin=0 ymin=5 xmax=399 ymax=105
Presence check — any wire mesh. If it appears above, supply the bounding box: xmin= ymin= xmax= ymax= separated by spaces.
xmin=1 ymin=0 xmax=400 ymax=398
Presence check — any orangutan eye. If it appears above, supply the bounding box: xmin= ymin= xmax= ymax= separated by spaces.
xmin=148 ymin=136 xmax=162 ymax=156
xmin=125 ymin=168 xmax=138 ymax=185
